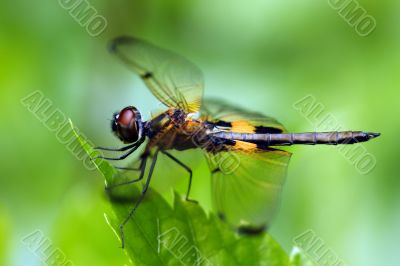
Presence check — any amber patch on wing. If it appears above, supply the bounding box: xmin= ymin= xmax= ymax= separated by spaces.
xmin=231 ymin=120 xmax=256 ymax=133
xmin=233 ymin=140 xmax=257 ymax=151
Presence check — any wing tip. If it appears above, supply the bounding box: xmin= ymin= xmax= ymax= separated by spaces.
xmin=108 ymin=36 xmax=134 ymax=53
xmin=237 ymin=224 xmax=267 ymax=236
xmin=218 ymin=212 xmax=267 ymax=236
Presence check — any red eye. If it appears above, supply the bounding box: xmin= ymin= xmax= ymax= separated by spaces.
xmin=118 ymin=107 xmax=135 ymax=127
xmin=113 ymin=106 xmax=141 ymax=143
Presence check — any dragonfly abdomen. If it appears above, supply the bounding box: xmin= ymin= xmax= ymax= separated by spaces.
xmin=212 ymin=131 xmax=380 ymax=146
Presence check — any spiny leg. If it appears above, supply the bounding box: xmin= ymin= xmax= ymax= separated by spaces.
xmin=93 ymin=144 xmax=140 ymax=161
xmin=94 ymin=143 xmax=136 ymax=152
xmin=93 ymin=138 xmax=144 ymax=161
xmin=162 ymin=151 xmax=197 ymax=203
xmin=106 ymin=155 xmax=148 ymax=191
xmin=119 ymin=150 xmax=159 ymax=248
xmin=113 ymin=155 xmax=147 ymax=171
xmin=114 ymin=166 xmax=141 ymax=171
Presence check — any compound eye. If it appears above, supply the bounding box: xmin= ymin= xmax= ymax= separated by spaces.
xmin=115 ymin=107 xmax=139 ymax=143
xmin=118 ymin=107 xmax=136 ymax=127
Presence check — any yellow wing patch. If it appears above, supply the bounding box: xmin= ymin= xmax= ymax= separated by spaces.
xmin=231 ymin=120 xmax=256 ymax=133
xmin=232 ymin=140 xmax=258 ymax=152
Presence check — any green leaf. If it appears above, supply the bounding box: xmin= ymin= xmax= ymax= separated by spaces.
xmin=289 ymin=247 xmax=317 ymax=266
xmin=70 ymin=120 xmax=313 ymax=266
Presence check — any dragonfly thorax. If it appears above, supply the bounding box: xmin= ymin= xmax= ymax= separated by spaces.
xmin=167 ymin=108 xmax=187 ymax=127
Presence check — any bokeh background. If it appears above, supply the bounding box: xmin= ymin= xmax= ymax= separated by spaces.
xmin=1 ymin=0 xmax=399 ymax=265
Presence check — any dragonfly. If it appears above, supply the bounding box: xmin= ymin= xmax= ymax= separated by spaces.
xmin=95 ymin=36 xmax=380 ymax=248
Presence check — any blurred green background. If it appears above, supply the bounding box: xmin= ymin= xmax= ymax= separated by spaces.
xmin=1 ymin=0 xmax=399 ymax=265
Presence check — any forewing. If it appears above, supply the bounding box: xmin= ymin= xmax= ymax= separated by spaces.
xmin=206 ymin=149 xmax=291 ymax=232
xmin=200 ymin=98 xmax=286 ymax=133
xmin=110 ymin=36 xmax=204 ymax=113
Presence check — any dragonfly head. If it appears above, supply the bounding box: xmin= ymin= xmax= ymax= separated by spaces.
xmin=111 ymin=106 xmax=143 ymax=143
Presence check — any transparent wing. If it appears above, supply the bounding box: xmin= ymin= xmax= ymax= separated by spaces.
xmin=206 ymin=149 xmax=291 ymax=232
xmin=110 ymin=36 xmax=204 ymax=113
xmin=201 ymin=98 xmax=291 ymax=231
xmin=200 ymin=98 xmax=286 ymax=133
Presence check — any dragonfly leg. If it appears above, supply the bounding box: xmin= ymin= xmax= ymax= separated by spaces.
xmin=114 ymin=166 xmax=140 ymax=171
xmin=106 ymin=155 xmax=148 ymax=191
xmin=162 ymin=151 xmax=198 ymax=203
xmin=92 ymin=142 xmax=142 ymax=161
xmin=119 ymin=150 xmax=159 ymax=249
xmin=93 ymin=138 xmax=145 ymax=160
xmin=94 ymin=144 xmax=136 ymax=151
xmin=93 ymin=148 xmax=137 ymax=161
